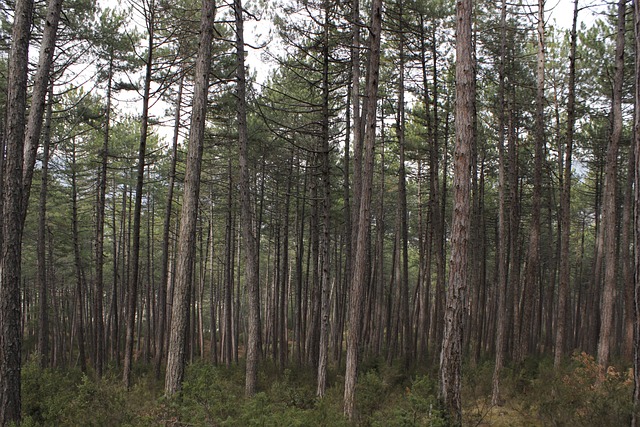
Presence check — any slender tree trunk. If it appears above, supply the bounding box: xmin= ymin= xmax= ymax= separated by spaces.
xmin=95 ymin=55 xmax=114 ymax=378
xmin=154 ymin=71 xmax=184 ymax=379
xmin=344 ymin=0 xmax=382 ymax=418
xmin=439 ymin=0 xmax=473 ymax=423
xmin=316 ymin=114 xmax=331 ymax=391
xmin=21 ymin=0 xmax=63 ymax=218
xmin=517 ymin=0 xmax=545 ymax=362
xmin=0 ymin=0 xmax=33 ymax=423
xmin=235 ymin=0 xmax=261 ymax=397
xmin=70 ymin=140 xmax=87 ymax=373
xmin=350 ymin=0 xmax=362 ymax=248
xmin=598 ymin=0 xmax=625 ymax=370
xmin=316 ymin=1 xmax=332 ymax=397
xmin=306 ymin=176 xmax=320 ymax=368
xmin=164 ymin=0 xmax=215 ymax=397
xmin=223 ymin=160 xmax=234 ymax=367
xmin=492 ymin=0 xmax=508 ymax=404
xmin=417 ymin=14 xmax=434 ymax=361
xmin=432 ymin=29 xmax=446 ymax=363
xmin=622 ymin=136 xmax=635 ymax=361
xmin=124 ymin=1 xmax=155 ymax=388
xmin=37 ymin=85 xmax=54 ymax=368
xmin=395 ymin=0 xmax=412 ymax=369
xmin=555 ymin=0 xmax=578 ymax=368
xmin=632 ymin=0 xmax=640 ymax=423
xmin=295 ymin=167 xmax=308 ymax=364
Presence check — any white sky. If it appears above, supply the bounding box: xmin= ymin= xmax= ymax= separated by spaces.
xmin=91 ymin=0 xmax=607 ymax=147
xmin=549 ymin=0 xmax=606 ymax=29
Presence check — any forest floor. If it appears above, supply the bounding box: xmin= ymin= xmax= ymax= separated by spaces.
xmin=20 ymin=352 xmax=633 ymax=426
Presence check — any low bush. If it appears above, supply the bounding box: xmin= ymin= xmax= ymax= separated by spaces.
xmin=19 ymin=352 xmax=634 ymax=426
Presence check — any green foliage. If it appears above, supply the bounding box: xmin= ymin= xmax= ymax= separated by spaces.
xmin=533 ymin=352 xmax=633 ymax=426
xmin=176 ymin=361 xmax=244 ymax=424
xmin=368 ymin=375 xmax=446 ymax=427
xmin=21 ymin=359 xmax=162 ymax=426
xmin=21 ymin=357 xmax=83 ymax=425
xmin=22 ymin=355 xmax=635 ymax=426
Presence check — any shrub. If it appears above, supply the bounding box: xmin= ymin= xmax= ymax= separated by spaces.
xmin=534 ymin=352 xmax=633 ymax=426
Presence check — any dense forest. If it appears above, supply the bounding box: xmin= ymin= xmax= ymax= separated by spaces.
xmin=1 ymin=0 xmax=640 ymax=425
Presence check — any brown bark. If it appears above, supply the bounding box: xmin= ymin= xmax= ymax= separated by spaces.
xmin=439 ymin=0 xmax=473 ymax=423
xmin=37 ymin=85 xmax=54 ymax=368
xmin=0 ymin=0 xmax=34 ymax=424
xmin=597 ymin=0 xmax=625 ymax=370
xmin=517 ymin=0 xmax=545 ymax=362
xmin=555 ymin=0 xmax=578 ymax=368
xmin=235 ymin=0 xmax=262 ymax=397
xmin=94 ymin=55 xmax=113 ymax=378
xmin=164 ymin=0 xmax=215 ymax=397
xmin=395 ymin=0 xmax=412 ymax=368
xmin=22 ymin=0 xmax=63 ymax=218
xmin=632 ymin=0 xmax=640 ymax=423
xmin=316 ymin=0 xmax=331 ymax=398
xmin=432 ymin=29 xmax=446 ymax=364
xmin=350 ymin=0 xmax=362 ymax=247
xmin=492 ymin=0 xmax=508 ymax=405
xmin=70 ymin=139 xmax=87 ymax=373
xmin=344 ymin=0 xmax=383 ymax=419
xmin=155 ymin=72 xmax=183 ymax=378
xmin=417 ymin=14 xmax=434 ymax=362
xmin=124 ymin=1 xmax=155 ymax=389
xmin=223 ymin=161 xmax=234 ymax=367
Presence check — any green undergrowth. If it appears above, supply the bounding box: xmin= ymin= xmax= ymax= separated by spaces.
xmin=461 ymin=352 xmax=634 ymax=426
xmin=19 ymin=352 xmax=635 ymax=426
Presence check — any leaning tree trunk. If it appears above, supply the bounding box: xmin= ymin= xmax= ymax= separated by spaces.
xmin=22 ymin=0 xmax=63 ymax=218
xmin=164 ymin=0 xmax=216 ymax=397
xmin=439 ymin=0 xmax=473 ymax=424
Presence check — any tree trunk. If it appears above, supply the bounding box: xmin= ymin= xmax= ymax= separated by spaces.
xmin=124 ymin=1 xmax=155 ymax=389
xmin=70 ymin=139 xmax=87 ymax=373
xmin=632 ymin=0 xmax=640 ymax=423
xmin=598 ymin=0 xmax=625 ymax=370
xmin=555 ymin=0 xmax=578 ymax=368
xmin=154 ymin=71 xmax=184 ymax=379
xmin=37 ymin=85 xmax=54 ymax=368
xmin=21 ymin=0 xmax=63 ymax=218
xmin=95 ymin=55 xmax=114 ymax=378
xmin=517 ymin=0 xmax=545 ymax=363
xmin=223 ymin=160 xmax=234 ymax=367
xmin=164 ymin=0 xmax=215 ymax=397
xmin=235 ymin=0 xmax=262 ymax=397
xmin=395 ymin=0 xmax=412 ymax=369
xmin=316 ymin=0 xmax=331 ymax=396
xmin=439 ymin=0 xmax=473 ymax=423
xmin=492 ymin=0 xmax=508 ymax=404
xmin=344 ymin=0 xmax=382 ymax=418
xmin=0 ymin=0 xmax=34 ymax=423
